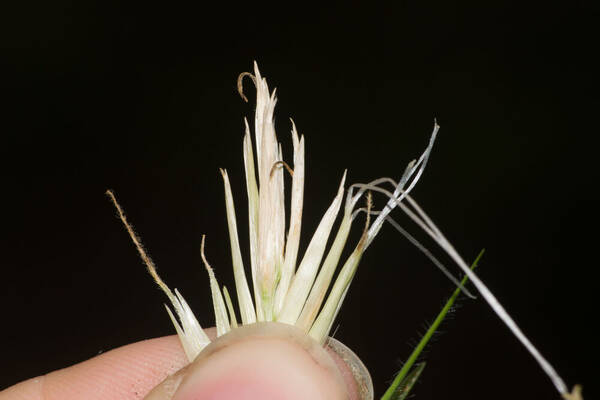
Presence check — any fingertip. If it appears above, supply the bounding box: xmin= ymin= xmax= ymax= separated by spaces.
xmin=147 ymin=324 xmax=359 ymax=400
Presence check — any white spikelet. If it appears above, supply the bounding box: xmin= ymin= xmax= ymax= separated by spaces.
xmin=296 ymin=210 xmax=352 ymax=331
xmin=273 ymin=122 xmax=305 ymax=316
xmin=254 ymin=65 xmax=285 ymax=320
xmin=309 ymin=193 xmax=372 ymax=343
xmin=222 ymin=286 xmax=239 ymax=328
xmin=172 ymin=289 xmax=211 ymax=359
xmin=220 ymin=168 xmax=256 ymax=324
xmin=277 ymin=172 xmax=347 ymax=325
xmin=106 ymin=190 xmax=210 ymax=361
xmin=242 ymin=118 xmax=263 ymax=320
xmin=200 ymin=235 xmax=231 ymax=337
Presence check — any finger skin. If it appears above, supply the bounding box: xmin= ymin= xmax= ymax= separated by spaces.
xmin=1 ymin=327 xmax=362 ymax=400
xmin=0 ymin=336 xmax=187 ymax=400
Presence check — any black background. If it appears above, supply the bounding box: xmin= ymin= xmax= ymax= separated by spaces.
xmin=2 ymin=1 xmax=598 ymax=399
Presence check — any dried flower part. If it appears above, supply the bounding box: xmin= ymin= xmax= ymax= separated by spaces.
xmin=107 ymin=63 xmax=448 ymax=355
xmin=109 ymin=62 xmax=579 ymax=399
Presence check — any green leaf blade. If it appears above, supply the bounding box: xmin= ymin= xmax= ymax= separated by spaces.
xmin=380 ymin=249 xmax=485 ymax=400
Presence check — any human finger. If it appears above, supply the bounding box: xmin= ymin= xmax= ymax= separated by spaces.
xmin=0 ymin=335 xmax=187 ymax=400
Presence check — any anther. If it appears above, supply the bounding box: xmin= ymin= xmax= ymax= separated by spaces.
xmin=237 ymin=71 xmax=256 ymax=103
xmin=270 ymin=160 xmax=294 ymax=178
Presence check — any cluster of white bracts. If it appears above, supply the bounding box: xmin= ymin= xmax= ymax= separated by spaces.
xmin=145 ymin=62 xmax=437 ymax=362
xmin=110 ymin=62 xmax=576 ymax=400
